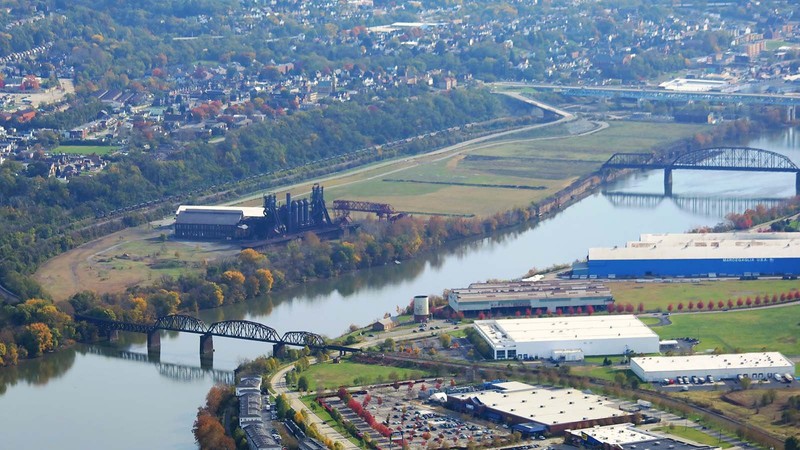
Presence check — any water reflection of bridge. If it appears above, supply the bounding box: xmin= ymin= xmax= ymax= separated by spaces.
xmin=602 ymin=192 xmax=787 ymax=217
xmin=85 ymin=346 xmax=235 ymax=384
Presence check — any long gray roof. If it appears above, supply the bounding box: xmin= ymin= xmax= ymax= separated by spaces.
xmin=175 ymin=209 xmax=243 ymax=226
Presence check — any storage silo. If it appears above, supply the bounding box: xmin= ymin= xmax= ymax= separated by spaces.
xmin=413 ymin=295 xmax=430 ymax=323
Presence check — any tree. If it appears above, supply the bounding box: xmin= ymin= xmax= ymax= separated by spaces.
xmin=667 ymin=304 xmax=673 ymax=312
xmin=785 ymin=436 xmax=800 ymax=450
xmin=718 ymin=300 xmax=724 ymax=309
xmin=22 ymin=322 xmax=55 ymax=356
xmin=728 ymin=299 xmax=734 ymax=309
xmin=677 ymin=302 xmax=684 ymax=311
xmin=193 ymin=411 xmax=235 ymax=450
xmin=697 ymin=301 xmax=704 ymax=310
xmin=439 ymin=334 xmax=452 ymax=349
xmin=740 ymin=377 xmax=752 ymax=390
xmin=298 ymin=375 xmax=309 ymax=392
xmin=149 ymin=289 xmax=181 ymax=316
xmin=687 ymin=301 xmax=695 ymax=311
xmin=637 ymin=302 xmax=644 ymax=313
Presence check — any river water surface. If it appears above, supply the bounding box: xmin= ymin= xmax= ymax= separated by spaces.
xmin=1 ymin=128 xmax=798 ymax=449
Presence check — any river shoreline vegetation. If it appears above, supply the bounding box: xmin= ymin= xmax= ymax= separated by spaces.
xmin=1 ymin=116 xmax=797 ymax=369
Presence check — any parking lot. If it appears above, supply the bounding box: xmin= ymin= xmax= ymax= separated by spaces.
xmin=324 ymin=383 xmax=516 ymax=449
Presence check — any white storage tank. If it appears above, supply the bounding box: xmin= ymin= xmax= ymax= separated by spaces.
xmin=413 ymin=295 xmax=430 ymax=323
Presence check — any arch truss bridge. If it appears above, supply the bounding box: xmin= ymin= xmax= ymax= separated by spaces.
xmin=602 ymin=147 xmax=800 ymax=196
xmin=75 ymin=314 xmax=358 ymax=359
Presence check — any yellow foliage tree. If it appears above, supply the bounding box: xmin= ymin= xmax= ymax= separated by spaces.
xmin=255 ymin=268 xmax=274 ymax=293
xmin=25 ymin=322 xmax=55 ymax=356
xmin=221 ymin=270 xmax=245 ymax=285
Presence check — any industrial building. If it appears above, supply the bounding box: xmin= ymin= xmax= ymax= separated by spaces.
xmin=447 ymin=280 xmax=613 ymax=314
xmin=174 ymin=184 xmax=336 ymax=241
xmin=447 ymin=381 xmax=633 ymax=435
xmin=572 ymin=232 xmax=800 ymax=279
xmin=175 ymin=205 xmax=265 ymax=240
xmin=631 ymin=352 xmax=796 ymax=382
xmin=565 ymin=424 xmax=719 ymax=450
xmin=473 ymin=315 xmax=660 ymax=360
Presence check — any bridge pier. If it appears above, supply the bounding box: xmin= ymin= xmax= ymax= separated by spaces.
xmin=273 ymin=343 xmax=286 ymax=358
xmin=796 ymin=172 xmax=800 ymax=196
xmin=200 ymin=352 xmax=214 ymax=370
xmin=200 ymin=334 xmax=214 ymax=355
xmin=147 ymin=330 xmax=161 ymax=353
xmin=108 ymin=329 xmax=119 ymax=342
xmin=787 ymin=106 xmax=796 ymax=122
xmin=664 ymin=168 xmax=673 ymax=197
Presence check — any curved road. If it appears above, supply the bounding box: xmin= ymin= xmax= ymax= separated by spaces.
xmin=271 ymin=361 xmax=360 ymax=450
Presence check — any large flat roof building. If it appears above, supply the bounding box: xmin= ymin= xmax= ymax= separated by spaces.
xmin=565 ymin=424 xmax=719 ymax=450
xmin=575 ymin=232 xmax=800 ymax=279
xmin=631 ymin=352 xmax=795 ymax=382
xmin=174 ymin=205 xmax=265 ymax=240
xmin=447 ymin=382 xmax=632 ymax=434
xmin=474 ymin=315 xmax=660 ymax=360
xmin=448 ymin=280 xmax=613 ymax=314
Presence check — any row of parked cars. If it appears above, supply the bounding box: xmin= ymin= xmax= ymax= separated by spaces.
xmin=663 ymin=375 xmax=715 ymax=386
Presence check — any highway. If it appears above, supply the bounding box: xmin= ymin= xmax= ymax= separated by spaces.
xmin=492 ymin=81 xmax=800 ymax=107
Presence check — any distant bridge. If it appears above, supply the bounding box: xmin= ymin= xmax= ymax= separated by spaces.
xmin=602 ymin=192 xmax=787 ymax=217
xmin=75 ymin=314 xmax=360 ymax=358
xmin=332 ymin=199 xmax=396 ymax=219
xmin=602 ymin=147 xmax=800 ymax=196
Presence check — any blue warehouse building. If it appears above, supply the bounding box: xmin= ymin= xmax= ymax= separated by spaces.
xmin=573 ymin=232 xmax=800 ymax=279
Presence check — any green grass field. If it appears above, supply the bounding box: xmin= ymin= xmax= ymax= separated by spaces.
xmin=53 ymin=145 xmax=117 ymax=155
xmin=610 ymin=279 xmax=800 ymax=312
xmin=301 ymin=360 xmax=429 ymax=391
xmin=326 ymin=121 xmax=710 ymax=217
xmin=652 ymin=305 xmax=800 ymax=355
xmin=652 ymin=426 xmax=733 ymax=448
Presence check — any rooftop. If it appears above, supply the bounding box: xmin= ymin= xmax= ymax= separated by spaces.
xmin=567 ymin=423 xmax=656 ymax=445
xmin=451 ymin=384 xmax=625 ymax=426
xmin=176 ymin=205 xmax=265 ymax=218
xmin=632 ymin=352 xmax=795 ymax=373
xmin=474 ymin=315 xmax=658 ymax=347
xmin=590 ymin=233 xmax=800 ymax=261
xmin=450 ymin=280 xmax=611 ymax=304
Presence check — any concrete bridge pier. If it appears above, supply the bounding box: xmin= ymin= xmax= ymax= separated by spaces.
xmin=272 ymin=343 xmax=286 ymax=358
xmin=147 ymin=330 xmax=161 ymax=353
xmin=200 ymin=352 xmax=214 ymax=370
xmin=796 ymin=172 xmax=800 ymax=196
xmin=664 ymin=168 xmax=673 ymax=197
xmin=200 ymin=334 xmax=214 ymax=355
xmin=787 ymin=106 xmax=796 ymax=122
xmin=108 ymin=329 xmax=119 ymax=342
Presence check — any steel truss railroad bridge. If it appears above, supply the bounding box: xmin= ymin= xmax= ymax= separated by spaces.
xmin=75 ymin=314 xmax=360 ymax=358
xmin=602 ymin=147 xmax=800 ymax=196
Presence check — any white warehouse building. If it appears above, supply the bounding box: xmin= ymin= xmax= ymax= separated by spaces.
xmin=631 ymin=352 xmax=795 ymax=382
xmin=473 ymin=315 xmax=660 ymax=360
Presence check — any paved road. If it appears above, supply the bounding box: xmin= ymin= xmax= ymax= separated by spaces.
xmin=271 ymin=361 xmax=360 ymax=450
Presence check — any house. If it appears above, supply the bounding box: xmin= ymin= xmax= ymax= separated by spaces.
xmin=372 ymin=316 xmax=399 ymax=331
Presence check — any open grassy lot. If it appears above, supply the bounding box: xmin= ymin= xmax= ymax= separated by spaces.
xmin=300 ymin=360 xmax=429 ymax=391
xmin=610 ymin=279 xmax=800 ymax=312
xmin=651 ymin=305 xmax=800 ymax=355
xmin=53 ymin=145 xmax=117 ymax=155
xmin=320 ymin=120 xmax=709 ymax=217
xmin=34 ymin=226 xmax=241 ymax=301
xmin=652 ymin=425 xmax=733 ymax=448
xmin=673 ymin=389 xmax=800 ymax=441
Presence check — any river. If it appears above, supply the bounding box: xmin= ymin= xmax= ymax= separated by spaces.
xmin=1 ymin=128 xmax=798 ymax=449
